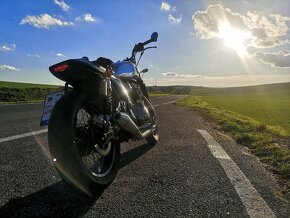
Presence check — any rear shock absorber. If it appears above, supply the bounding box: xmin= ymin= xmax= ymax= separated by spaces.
xmin=105 ymin=79 xmax=113 ymax=115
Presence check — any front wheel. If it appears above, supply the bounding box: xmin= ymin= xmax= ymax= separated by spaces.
xmin=143 ymin=96 xmax=159 ymax=145
xmin=48 ymin=91 xmax=120 ymax=197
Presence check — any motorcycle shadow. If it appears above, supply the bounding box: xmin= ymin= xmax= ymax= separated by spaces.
xmin=0 ymin=143 xmax=153 ymax=218
xmin=0 ymin=180 xmax=98 ymax=218
xmin=119 ymin=142 xmax=154 ymax=169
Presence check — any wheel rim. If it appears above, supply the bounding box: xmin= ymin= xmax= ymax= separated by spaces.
xmin=73 ymin=107 xmax=115 ymax=178
xmin=150 ymin=107 xmax=158 ymax=136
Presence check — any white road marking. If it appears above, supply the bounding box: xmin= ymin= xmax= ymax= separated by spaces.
xmin=154 ymin=95 xmax=187 ymax=107
xmin=0 ymin=129 xmax=48 ymax=143
xmin=162 ymin=95 xmax=187 ymax=105
xmin=198 ymin=130 xmax=276 ymax=218
xmin=0 ymin=102 xmax=43 ymax=107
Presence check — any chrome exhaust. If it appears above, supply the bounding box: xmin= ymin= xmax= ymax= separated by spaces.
xmin=113 ymin=112 xmax=151 ymax=140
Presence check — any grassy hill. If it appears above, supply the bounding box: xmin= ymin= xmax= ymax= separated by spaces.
xmin=0 ymin=81 xmax=60 ymax=103
xmin=189 ymin=82 xmax=290 ymax=133
xmin=0 ymin=81 xmax=59 ymax=89
xmin=147 ymin=85 xmax=194 ymax=95
xmin=149 ymin=82 xmax=290 ymax=133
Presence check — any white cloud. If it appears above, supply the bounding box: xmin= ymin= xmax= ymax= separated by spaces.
xmin=168 ymin=14 xmax=182 ymax=24
xmin=75 ymin=13 xmax=98 ymax=22
xmin=245 ymin=12 xmax=290 ymax=48
xmin=20 ymin=14 xmax=74 ymax=29
xmin=162 ymin=72 xmax=178 ymax=76
xmin=27 ymin=54 xmax=40 ymax=58
xmin=278 ymin=49 xmax=290 ymax=56
xmin=146 ymin=74 xmax=290 ymax=87
xmin=54 ymin=0 xmax=70 ymax=12
xmin=253 ymin=50 xmax=290 ymax=68
xmin=179 ymin=74 xmax=205 ymax=78
xmin=56 ymin=53 xmax=65 ymax=57
xmin=192 ymin=4 xmax=246 ymax=39
xmin=162 ymin=72 xmax=205 ymax=78
xmin=161 ymin=2 xmax=171 ymax=11
xmin=161 ymin=2 xmax=182 ymax=24
xmin=0 ymin=64 xmax=20 ymax=71
xmin=0 ymin=44 xmax=16 ymax=52
xmin=192 ymin=4 xmax=290 ymax=48
xmin=247 ymin=38 xmax=290 ymax=48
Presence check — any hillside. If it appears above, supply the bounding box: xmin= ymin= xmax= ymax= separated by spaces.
xmin=187 ymin=82 xmax=290 ymax=134
xmin=0 ymin=81 xmax=59 ymax=89
xmin=0 ymin=81 xmax=61 ymax=103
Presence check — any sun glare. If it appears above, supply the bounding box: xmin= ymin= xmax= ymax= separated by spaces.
xmin=218 ymin=22 xmax=252 ymax=56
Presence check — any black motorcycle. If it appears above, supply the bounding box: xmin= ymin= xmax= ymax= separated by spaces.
xmin=45 ymin=32 xmax=159 ymax=197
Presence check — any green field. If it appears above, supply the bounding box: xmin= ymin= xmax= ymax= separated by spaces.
xmin=189 ymin=83 xmax=290 ymax=134
xmin=0 ymin=81 xmax=59 ymax=89
xmin=0 ymin=81 xmax=60 ymax=103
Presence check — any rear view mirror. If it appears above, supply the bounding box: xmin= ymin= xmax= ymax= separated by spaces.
xmin=151 ymin=32 xmax=158 ymax=42
xmin=140 ymin=68 xmax=148 ymax=73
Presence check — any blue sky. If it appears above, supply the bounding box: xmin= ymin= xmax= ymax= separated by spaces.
xmin=0 ymin=0 xmax=290 ymax=87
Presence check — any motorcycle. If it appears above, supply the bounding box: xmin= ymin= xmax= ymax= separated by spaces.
xmin=43 ymin=32 xmax=159 ymax=197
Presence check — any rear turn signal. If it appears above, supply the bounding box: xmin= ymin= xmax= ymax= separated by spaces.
xmin=53 ymin=64 xmax=69 ymax=72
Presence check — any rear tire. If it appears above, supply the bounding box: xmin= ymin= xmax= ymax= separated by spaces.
xmin=48 ymin=91 xmax=120 ymax=197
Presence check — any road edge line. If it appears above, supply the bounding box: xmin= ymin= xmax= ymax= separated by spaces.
xmin=0 ymin=129 xmax=48 ymax=143
xmin=197 ymin=129 xmax=276 ymax=218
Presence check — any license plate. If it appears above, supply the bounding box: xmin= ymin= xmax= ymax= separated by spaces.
xmin=40 ymin=91 xmax=64 ymax=126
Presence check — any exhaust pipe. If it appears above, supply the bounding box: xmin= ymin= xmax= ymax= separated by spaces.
xmin=114 ymin=112 xmax=151 ymax=140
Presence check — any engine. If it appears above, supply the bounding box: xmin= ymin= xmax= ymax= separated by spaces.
xmin=127 ymin=81 xmax=150 ymax=125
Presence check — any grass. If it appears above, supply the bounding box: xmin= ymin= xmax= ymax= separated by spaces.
xmin=189 ymin=83 xmax=290 ymax=134
xmin=0 ymin=81 xmax=59 ymax=89
xmin=196 ymin=94 xmax=290 ymax=134
xmin=0 ymin=81 xmax=61 ymax=103
xmin=176 ymin=83 xmax=290 ymax=197
xmin=149 ymin=92 xmax=170 ymax=97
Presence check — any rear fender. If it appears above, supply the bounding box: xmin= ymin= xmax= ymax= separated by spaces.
xmin=50 ymin=59 xmax=110 ymax=100
xmin=49 ymin=58 xmax=106 ymax=90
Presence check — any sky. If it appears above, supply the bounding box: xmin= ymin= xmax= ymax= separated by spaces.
xmin=0 ymin=0 xmax=290 ymax=87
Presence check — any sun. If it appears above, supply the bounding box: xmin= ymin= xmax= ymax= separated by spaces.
xmin=218 ymin=22 xmax=252 ymax=56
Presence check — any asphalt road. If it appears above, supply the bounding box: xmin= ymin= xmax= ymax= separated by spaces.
xmin=0 ymin=95 xmax=290 ymax=217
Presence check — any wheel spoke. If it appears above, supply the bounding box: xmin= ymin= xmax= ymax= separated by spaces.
xmin=73 ymin=106 xmax=116 ymax=178
xmin=74 ymin=136 xmax=87 ymax=145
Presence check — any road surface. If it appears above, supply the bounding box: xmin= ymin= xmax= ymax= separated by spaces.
xmin=0 ymin=95 xmax=289 ymax=217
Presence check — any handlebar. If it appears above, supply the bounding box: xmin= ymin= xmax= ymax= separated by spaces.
xmin=142 ymin=38 xmax=156 ymax=47
xmin=132 ymin=43 xmax=145 ymax=53
xmin=129 ymin=32 xmax=158 ymax=63
xmin=144 ymin=46 xmax=157 ymax=50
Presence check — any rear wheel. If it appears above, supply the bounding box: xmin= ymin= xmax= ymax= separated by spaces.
xmin=74 ymin=106 xmax=120 ymax=183
xmin=48 ymin=92 xmax=120 ymax=197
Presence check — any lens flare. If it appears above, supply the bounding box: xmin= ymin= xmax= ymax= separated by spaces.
xmin=218 ymin=22 xmax=252 ymax=56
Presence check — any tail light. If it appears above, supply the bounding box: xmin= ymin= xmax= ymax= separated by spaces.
xmin=53 ymin=64 xmax=69 ymax=72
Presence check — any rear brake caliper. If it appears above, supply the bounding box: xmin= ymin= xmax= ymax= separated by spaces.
xmin=90 ymin=114 xmax=114 ymax=156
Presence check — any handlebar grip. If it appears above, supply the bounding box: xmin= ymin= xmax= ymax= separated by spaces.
xmin=142 ymin=39 xmax=153 ymax=46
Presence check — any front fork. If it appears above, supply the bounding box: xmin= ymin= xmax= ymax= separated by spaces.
xmin=139 ymin=81 xmax=150 ymax=100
